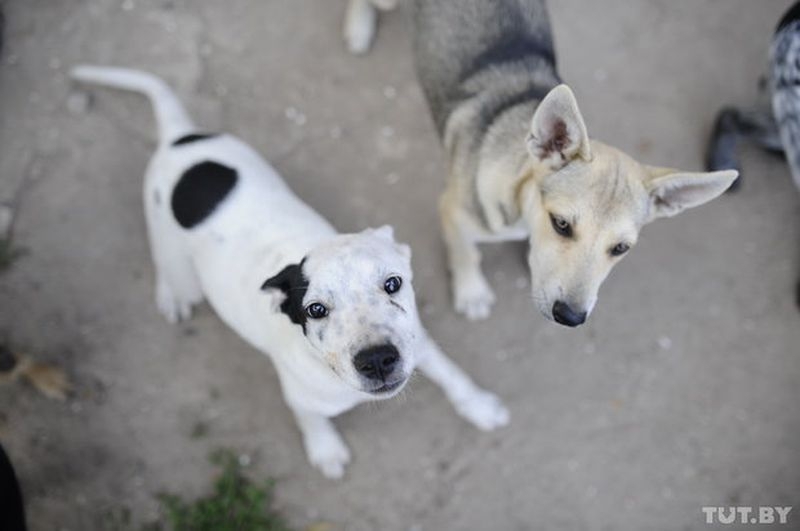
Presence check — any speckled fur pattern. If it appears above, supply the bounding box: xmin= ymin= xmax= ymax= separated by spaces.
xmin=70 ymin=66 xmax=509 ymax=478
xmin=706 ymin=1 xmax=800 ymax=309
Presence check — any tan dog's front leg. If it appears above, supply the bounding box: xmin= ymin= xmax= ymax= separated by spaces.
xmin=440 ymin=195 xmax=496 ymax=320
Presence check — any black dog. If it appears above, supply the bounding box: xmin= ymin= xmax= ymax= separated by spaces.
xmin=707 ymin=1 xmax=800 ymax=308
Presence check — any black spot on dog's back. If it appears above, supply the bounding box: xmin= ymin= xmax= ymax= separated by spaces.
xmin=172 ymin=133 xmax=219 ymax=146
xmin=171 ymin=161 xmax=237 ymax=229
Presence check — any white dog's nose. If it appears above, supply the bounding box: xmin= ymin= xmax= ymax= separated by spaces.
xmin=353 ymin=344 xmax=399 ymax=381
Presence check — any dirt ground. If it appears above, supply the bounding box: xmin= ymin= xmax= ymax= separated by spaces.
xmin=1 ymin=0 xmax=799 ymax=530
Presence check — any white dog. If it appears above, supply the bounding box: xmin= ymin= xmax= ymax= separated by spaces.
xmin=71 ymin=66 xmax=509 ymax=478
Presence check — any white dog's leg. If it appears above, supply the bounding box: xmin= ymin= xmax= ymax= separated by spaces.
xmin=292 ymin=408 xmax=352 ymax=479
xmin=440 ymin=200 xmax=496 ymax=320
xmin=417 ymin=333 xmax=510 ymax=431
xmin=344 ymin=0 xmax=378 ymax=55
xmin=144 ymin=174 xmax=203 ymax=324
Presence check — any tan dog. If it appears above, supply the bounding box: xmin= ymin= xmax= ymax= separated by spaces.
xmin=413 ymin=0 xmax=737 ymax=325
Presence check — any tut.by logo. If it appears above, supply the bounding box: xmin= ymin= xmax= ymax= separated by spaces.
xmin=702 ymin=506 xmax=792 ymax=525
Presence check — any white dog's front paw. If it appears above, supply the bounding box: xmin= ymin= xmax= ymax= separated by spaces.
xmin=454 ymin=389 xmax=510 ymax=431
xmin=306 ymin=433 xmax=352 ymax=479
xmin=344 ymin=0 xmax=377 ymax=55
xmin=156 ymin=281 xmax=192 ymax=324
xmin=453 ymin=275 xmax=496 ymax=320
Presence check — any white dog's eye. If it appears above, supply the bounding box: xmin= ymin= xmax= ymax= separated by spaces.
xmin=610 ymin=242 xmax=630 ymax=256
xmin=549 ymin=213 xmax=573 ymax=238
xmin=305 ymin=302 xmax=329 ymax=319
xmin=384 ymin=276 xmax=402 ymax=294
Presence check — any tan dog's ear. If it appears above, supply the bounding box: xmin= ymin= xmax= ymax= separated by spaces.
xmin=644 ymin=166 xmax=738 ymax=221
xmin=527 ymin=84 xmax=591 ymax=168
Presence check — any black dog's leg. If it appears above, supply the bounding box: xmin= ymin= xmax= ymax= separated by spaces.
xmin=706 ymin=108 xmax=782 ymax=192
xmin=706 ymin=108 xmax=744 ymax=191
xmin=796 ymin=278 xmax=800 ymax=309
xmin=0 ymin=443 xmax=27 ymax=531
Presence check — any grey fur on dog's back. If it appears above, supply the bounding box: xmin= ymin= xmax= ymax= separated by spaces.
xmin=413 ymin=0 xmax=562 ymax=230
xmin=413 ymin=0 xmax=559 ymax=138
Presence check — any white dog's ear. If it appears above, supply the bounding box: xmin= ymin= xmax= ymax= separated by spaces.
xmin=260 ymin=260 xmax=309 ymax=329
xmin=397 ymin=243 xmax=411 ymax=261
xmin=367 ymin=225 xmax=411 ymax=260
xmin=643 ymin=166 xmax=738 ymax=221
xmin=527 ymin=84 xmax=592 ymax=168
xmin=370 ymin=225 xmax=396 ymax=242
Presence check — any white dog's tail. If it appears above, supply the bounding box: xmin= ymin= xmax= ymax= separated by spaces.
xmin=70 ymin=65 xmax=195 ymax=144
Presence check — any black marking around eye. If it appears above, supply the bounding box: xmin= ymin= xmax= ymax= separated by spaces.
xmin=260 ymin=259 xmax=309 ymax=332
xmin=171 ymin=161 xmax=238 ymax=229
xmin=171 ymin=133 xmax=220 ymax=146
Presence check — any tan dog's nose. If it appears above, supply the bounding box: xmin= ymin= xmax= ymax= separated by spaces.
xmin=552 ymin=301 xmax=586 ymax=327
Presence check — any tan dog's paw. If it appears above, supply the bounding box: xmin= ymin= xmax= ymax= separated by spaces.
xmin=453 ymin=275 xmax=495 ymax=320
xmin=455 ymin=389 xmax=510 ymax=431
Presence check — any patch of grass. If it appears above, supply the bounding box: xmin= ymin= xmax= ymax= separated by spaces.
xmin=0 ymin=238 xmax=25 ymax=272
xmin=157 ymin=449 xmax=291 ymax=531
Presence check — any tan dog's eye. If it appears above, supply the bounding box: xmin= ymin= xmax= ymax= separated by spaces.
xmin=610 ymin=243 xmax=630 ymax=257
xmin=549 ymin=214 xmax=573 ymax=238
